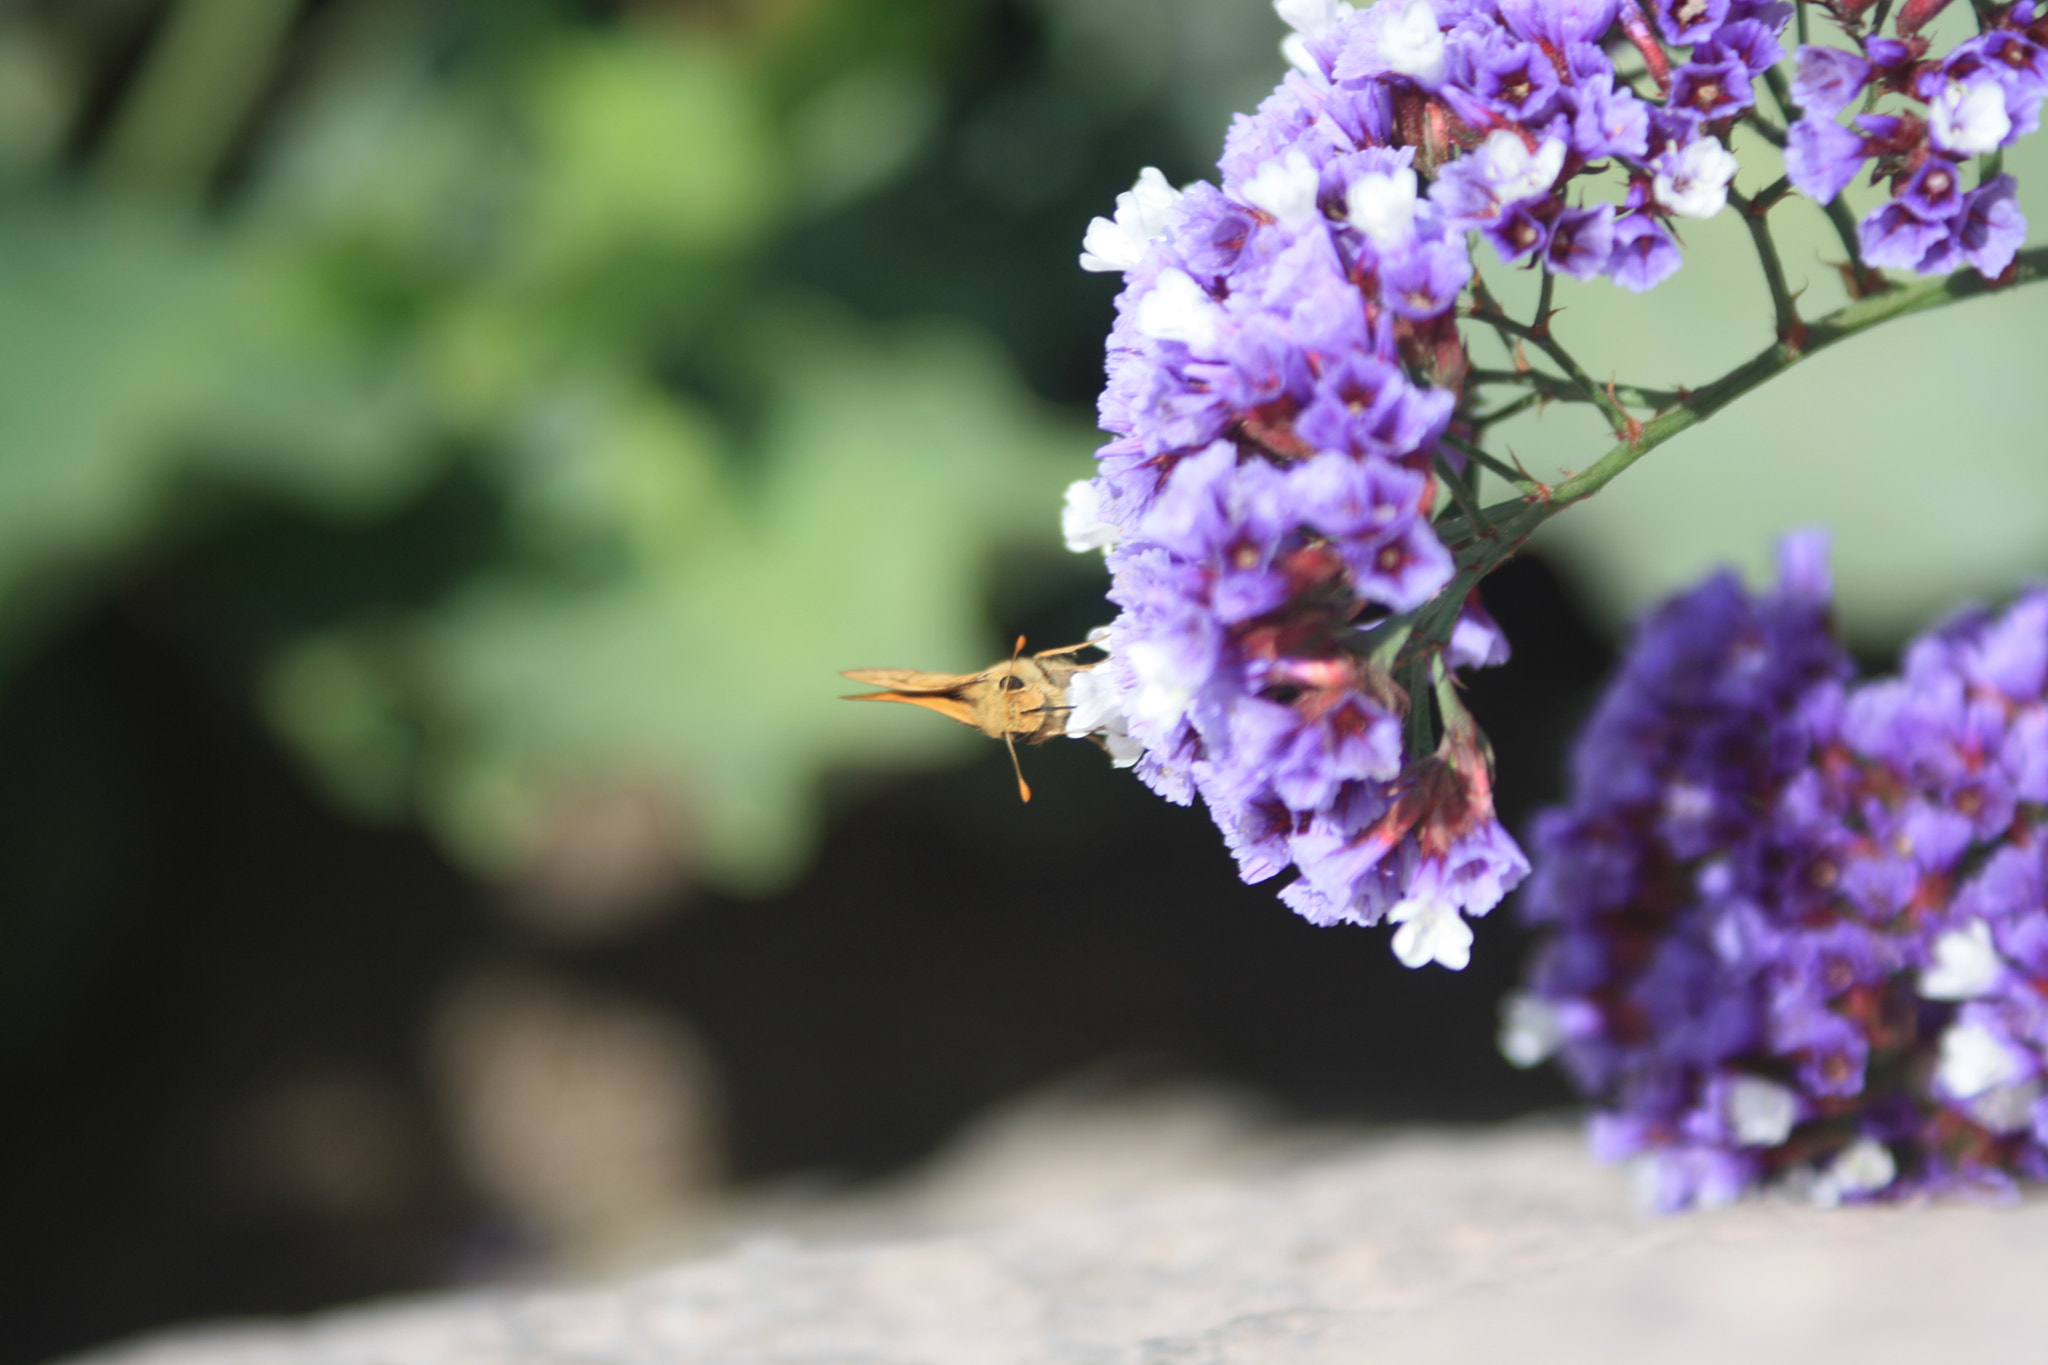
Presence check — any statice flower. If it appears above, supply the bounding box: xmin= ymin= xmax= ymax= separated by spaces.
xmin=1783 ymin=3 xmax=2046 ymax=278
xmin=1064 ymin=0 xmax=1797 ymax=964
xmin=1510 ymin=533 xmax=2048 ymax=1207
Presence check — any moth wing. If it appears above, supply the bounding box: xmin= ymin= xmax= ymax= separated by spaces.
xmin=839 ymin=667 xmax=982 ymax=692
xmin=839 ymin=689 xmax=987 ymax=732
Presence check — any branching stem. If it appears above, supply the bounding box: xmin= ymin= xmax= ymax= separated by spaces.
xmin=1728 ymin=185 xmax=1804 ymax=347
xmin=1410 ymin=247 xmax=2048 ymax=657
xmin=1467 ymin=367 xmax=1680 ymax=411
xmin=1440 ymin=432 xmax=1540 ymax=491
xmin=1468 ymin=284 xmax=1637 ymax=438
xmin=1465 ymin=387 xmax=1548 ymax=430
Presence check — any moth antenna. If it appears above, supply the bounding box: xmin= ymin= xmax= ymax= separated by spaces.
xmin=1005 ymin=731 xmax=1032 ymax=803
xmin=1003 ymin=633 xmax=1031 ymax=737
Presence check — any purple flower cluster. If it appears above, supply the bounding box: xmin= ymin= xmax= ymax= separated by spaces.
xmin=1065 ymin=0 xmax=1802 ymax=966
xmin=1510 ymin=533 xmax=2048 ymax=1208
xmin=1784 ymin=2 xmax=2043 ymax=277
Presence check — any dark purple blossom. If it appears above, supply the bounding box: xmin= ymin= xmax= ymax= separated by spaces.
xmin=1512 ymin=538 xmax=2048 ymax=1207
xmin=1791 ymin=44 xmax=1870 ymax=117
xmin=1860 ymin=198 xmax=1953 ymax=269
xmin=1669 ymin=57 xmax=1754 ymax=120
xmin=1652 ymin=0 xmax=1731 ymax=46
xmin=1608 ymin=207 xmax=1683 ymax=291
xmin=1957 ymin=174 xmax=2026 ymax=277
xmin=1546 ymin=202 xmax=1616 ymax=278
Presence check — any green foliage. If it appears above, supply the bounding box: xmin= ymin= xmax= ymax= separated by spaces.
xmin=0 ymin=4 xmax=1097 ymax=894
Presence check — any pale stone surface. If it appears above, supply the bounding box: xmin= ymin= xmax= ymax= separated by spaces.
xmin=59 ymin=1111 xmax=2048 ymax=1365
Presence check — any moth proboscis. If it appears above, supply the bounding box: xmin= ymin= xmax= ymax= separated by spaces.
xmin=840 ymin=637 xmax=1097 ymax=803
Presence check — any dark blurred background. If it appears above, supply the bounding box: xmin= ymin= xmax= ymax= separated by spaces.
xmin=8 ymin=1 xmax=2046 ymax=1362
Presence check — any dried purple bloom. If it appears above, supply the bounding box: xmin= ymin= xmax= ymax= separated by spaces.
xmin=1783 ymin=1 xmax=2047 ymax=279
xmin=1513 ymin=536 xmax=2048 ymax=1207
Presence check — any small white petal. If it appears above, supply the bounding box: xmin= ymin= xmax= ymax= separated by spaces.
xmin=1824 ymin=1138 xmax=1896 ymax=1198
xmin=1124 ymin=638 xmax=1199 ymax=730
xmin=1100 ymin=730 xmax=1145 ymax=768
xmin=1474 ymin=130 xmax=1566 ymax=205
xmin=1654 ymin=137 xmax=1737 ymax=219
xmin=1064 ymin=666 xmax=1145 ymax=769
xmin=1662 ymin=779 xmax=1715 ymax=826
xmin=1389 ymin=895 xmax=1472 ymax=970
xmin=1134 ymin=267 xmax=1223 ymax=353
xmin=1920 ymin=919 xmax=2002 ymax=1001
xmin=1061 ymin=479 xmax=1119 ymax=553
xmin=1969 ymin=1080 xmax=2041 ymax=1134
xmin=1078 ymin=167 xmax=1182 ymax=273
xmin=1063 ymin=668 xmax=1119 ymax=736
xmin=1275 ymin=0 xmax=1355 ymax=35
xmin=1377 ymin=0 xmax=1446 ymax=83
xmin=1121 ymin=167 xmax=1182 ymax=239
xmin=1281 ymin=32 xmax=1327 ymax=80
xmin=1930 ymin=79 xmax=2011 ymax=156
xmin=1346 ymin=167 xmax=1419 ymax=248
xmin=1937 ymin=1020 xmax=2029 ymax=1099
xmin=1079 ymin=218 xmax=1143 ymax=273
xmin=1498 ymin=992 xmax=1563 ymax=1068
xmin=1241 ymin=148 xmax=1323 ymax=229
xmin=1727 ymin=1075 xmax=1798 ymax=1147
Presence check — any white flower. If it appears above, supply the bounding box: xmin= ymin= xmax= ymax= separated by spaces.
xmin=1498 ymin=992 xmax=1563 ymax=1068
xmin=1727 ymin=1075 xmax=1798 ymax=1147
xmin=1968 ymin=1080 xmax=2041 ymax=1134
xmin=1919 ymin=919 xmax=2002 ymax=1001
xmin=1281 ymin=33 xmax=1326 ymax=79
xmin=1661 ymin=779 xmax=1715 ymax=826
xmin=1936 ymin=1019 xmax=2029 ymax=1099
xmin=1653 ymin=137 xmax=1738 ymax=218
xmin=1060 ymin=479 xmax=1119 ymax=553
xmin=1124 ymin=637 xmax=1200 ymax=732
xmin=1929 ymin=79 xmax=2011 ymax=156
xmin=1388 ymin=892 xmax=1473 ymax=970
xmin=1133 ymin=267 xmax=1223 ymax=353
xmin=1079 ymin=167 xmax=1183 ymax=273
xmin=1473 ymin=129 xmax=1567 ymax=205
xmin=1346 ymin=167 xmax=1419 ymax=248
xmin=1811 ymin=1138 xmax=1896 ymax=1207
xmin=1242 ymin=148 xmax=1323 ymax=229
xmin=1063 ymin=668 xmax=1143 ymax=768
xmin=1373 ymin=0 xmax=1446 ymax=84
xmin=1274 ymin=0 xmax=1356 ymax=34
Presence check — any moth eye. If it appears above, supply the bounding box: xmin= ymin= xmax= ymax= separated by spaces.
xmin=1000 ymin=675 xmax=1027 ymax=691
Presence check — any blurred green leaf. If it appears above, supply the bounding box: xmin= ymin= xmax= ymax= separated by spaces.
xmin=402 ymin=306 xmax=1094 ymax=890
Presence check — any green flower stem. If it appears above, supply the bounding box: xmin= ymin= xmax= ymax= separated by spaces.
xmin=1410 ymin=246 xmax=2048 ymax=658
xmin=1464 ymin=386 xmax=1550 ymax=431
xmin=1433 ymin=450 xmax=1494 ymax=531
xmin=1440 ymin=432 xmax=1541 ymax=491
xmin=1466 ymin=367 xmax=1682 ymax=412
xmin=1727 ymin=185 xmax=1803 ymax=344
xmin=1467 ymin=283 xmax=1638 ymax=438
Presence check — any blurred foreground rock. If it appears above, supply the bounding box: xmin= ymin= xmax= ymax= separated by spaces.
xmin=61 ymin=1106 xmax=2048 ymax=1364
